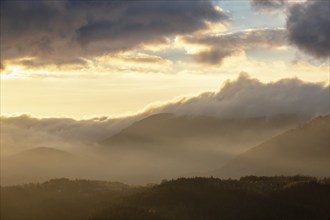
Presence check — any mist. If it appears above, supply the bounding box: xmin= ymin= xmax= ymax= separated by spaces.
xmin=1 ymin=74 xmax=329 ymax=185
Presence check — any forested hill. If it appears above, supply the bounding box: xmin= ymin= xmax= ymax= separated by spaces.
xmin=1 ymin=176 xmax=329 ymax=220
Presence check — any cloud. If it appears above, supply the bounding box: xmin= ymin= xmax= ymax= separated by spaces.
xmin=146 ymin=73 xmax=329 ymax=118
xmin=250 ymin=0 xmax=287 ymax=12
xmin=0 ymin=0 xmax=227 ymax=67
xmin=180 ymin=28 xmax=287 ymax=64
xmin=287 ymin=0 xmax=330 ymax=58
xmin=2 ymin=73 xmax=328 ymax=156
xmin=0 ymin=114 xmax=146 ymax=156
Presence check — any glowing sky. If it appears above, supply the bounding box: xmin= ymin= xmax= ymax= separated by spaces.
xmin=1 ymin=0 xmax=329 ymax=118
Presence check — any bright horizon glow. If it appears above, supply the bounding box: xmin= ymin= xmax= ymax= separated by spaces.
xmin=1 ymin=69 xmax=329 ymax=119
xmin=1 ymin=0 xmax=329 ymax=119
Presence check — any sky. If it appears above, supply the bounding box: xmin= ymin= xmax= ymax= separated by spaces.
xmin=0 ymin=0 xmax=329 ymax=119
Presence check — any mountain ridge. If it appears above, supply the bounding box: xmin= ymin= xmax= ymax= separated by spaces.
xmin=213 ymin=114 xmax=330 ymax=178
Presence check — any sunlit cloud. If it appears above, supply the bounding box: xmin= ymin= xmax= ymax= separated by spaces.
xmin=174 ymin=36 xmax=211 ymax=55
xmin=180 ymin=28 xmax=288 ymax=65
xmin=1 ymin=0 xmax=228 ymax=68
xmin=251 ymin=0 xmax=287 ymax=12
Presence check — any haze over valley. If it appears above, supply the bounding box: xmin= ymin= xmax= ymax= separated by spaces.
xmin=1 ymin=0 xmax=329 ymax=219
xmin=1 ymin=74 xmax=329 ymax=185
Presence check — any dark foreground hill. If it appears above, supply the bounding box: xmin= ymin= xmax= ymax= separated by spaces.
xmin=1 ymin=176 xmax=329 ymax=220
xmin=214 ymin=115 xmax=330 ymax=178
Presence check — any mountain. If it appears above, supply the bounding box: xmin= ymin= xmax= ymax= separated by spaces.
xmin=1 ymin=147 xmax=74 ymax=185
xmin=1 ymin=145 xmax=146 ymax=186
xmin=10 ymin=147 xmax=73 ymax=161
xmin=93 ymin=176 xmax=330 ymax=220
xmin=102 ymin=113 xmax=304 ymax=154
xmin=99 ymin=113 xmax=307 ymax=181
xmin=1 ymin=114 xmax=318 ymax=186
xmin=1 ymin=178 xmax=131 ymax=220
xmin=2 ymin=176 xmax=329 ymax=220
xmin=213 ymin=115 xmax=330 ymax=178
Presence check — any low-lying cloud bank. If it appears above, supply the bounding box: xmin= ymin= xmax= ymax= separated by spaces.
xmin=1 ymin=73 xmax=329 ymax=155
xmin=146 ymin=73 xmax=329 ymax=118
xmin=1 ymin=114 xmax=142 ymax=156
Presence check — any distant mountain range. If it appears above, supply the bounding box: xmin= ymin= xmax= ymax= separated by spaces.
xmin=1 ymin=113 xmax=328 ymax=186
xmin=214 ymin=115 xmax=329 ymax=178
xmin=10 ymin=147 xmax=73 ymax=161
xmin=100 ymin=113 xmax=305 ymax=181
xmin=102 ymin=113 xmax=303 ymax=158
xmin=1 ymin=147 xmax=74 ymax=185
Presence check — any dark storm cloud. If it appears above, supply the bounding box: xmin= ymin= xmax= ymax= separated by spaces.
xmin=0 ymin=0 xmax=227 ymax=67
xmin=182 ymin=28 xmax=287 ymax=64
xmin=251 ymin=0 xmax=287 ymax=11
xmin=287 ymin=0 xmax=330 ymax=58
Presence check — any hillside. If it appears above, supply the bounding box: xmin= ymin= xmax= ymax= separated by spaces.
xmin=93 ymin=176 xmax=330 ymax=220
xmin=102 ymin=113 xmax=303 ymax=151
xmin=10 ymin=147 xmax=73 ymax=161
xmin=1 ymin=176 xmax=329 ymax=220
xmin=99 ymin=113 xmax=307 ymax=180
xmin=1 ymin=178 xmax=132 ymax=220
xmin=1 ymin=147 xmax=74 ymax=185
xmin=214 ymin=115 xmax=330 ymax=178
xmin=1 ymin=114 xmax=320 ymax=186
xmin=101 ymin=113 xmax=304 ymax=169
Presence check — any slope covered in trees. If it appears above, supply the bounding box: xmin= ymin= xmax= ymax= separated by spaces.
xmin=1 ymin=176 xmax=329 ymax=220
